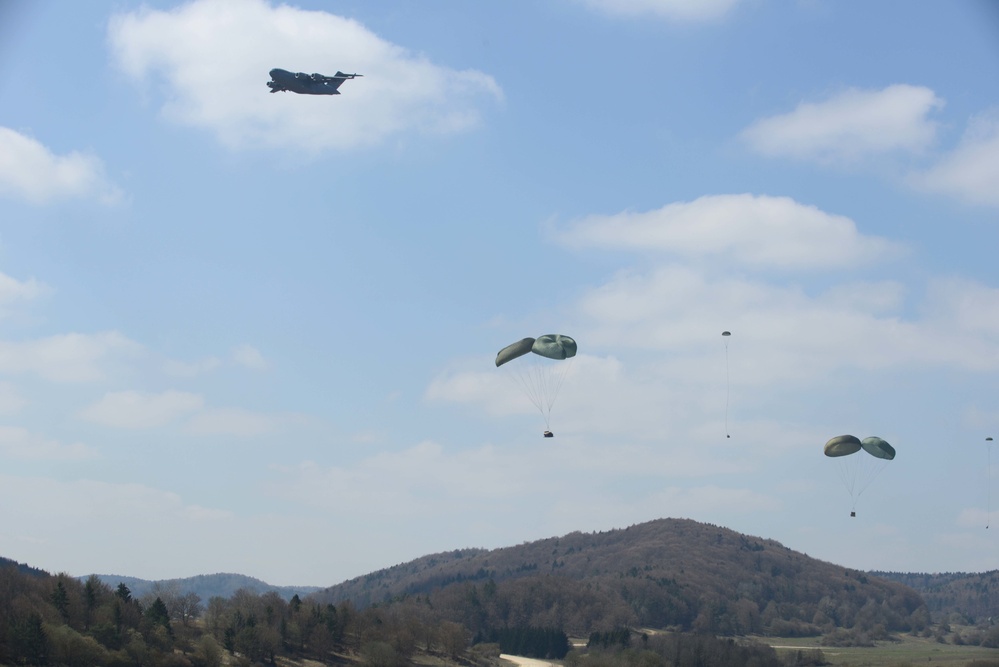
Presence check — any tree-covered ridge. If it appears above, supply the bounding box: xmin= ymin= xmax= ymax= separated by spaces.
xmin=0 ymin=557 xmax=48 ymax=579
xmin=315 ymin=518 xmax=929 ymax=636
xmin=870 ymin=570 xmax=999 ymax=623
xmin=84 ymin=572 xmax=320 ymax=604
xmin=1 ymin=560 xmax=483 ymax=666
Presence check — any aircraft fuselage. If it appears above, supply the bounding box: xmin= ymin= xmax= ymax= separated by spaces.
xmin=267 ymin=68 xmax=360 ymax=95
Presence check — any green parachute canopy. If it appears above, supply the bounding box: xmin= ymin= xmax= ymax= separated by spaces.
xmin=532 ymin=334 xmax=577 ymax=361
xmin=824 ymin=434 xmax=862 ymax=457
xmin=496 ymin=334 xmax=577 ymax=432
xmin=495 ymin=338 xmax=535 ymax=367
xmin=861 ymin=436 xmax=896 ymax=460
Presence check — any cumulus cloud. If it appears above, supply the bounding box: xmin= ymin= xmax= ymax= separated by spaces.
xmin=162 ymin=356 xmax=222 ymax=377
xmin=741 ymin=85 xmax=943 ymax=164
xmin=0 ymin=382 xmax=26 ymax=414
xmin=0 ymin=332 xmax=142 ymax=383
xmin=0 ymin=271 xmax=48 ymax=304
xmin=552 ymin=194 xmax=902 ymax=271
xmin=0 ymin=271 xmax=49 ymax=320
xmin=79 ymin=390 xmax=205 ymax=429
xmin=576 ymin=0 xmax=741 ymax=21
xmin=0 ymin=426 xmax=96 ymax=461
xmin=186 ymin=407 xmax=277 ymax=436
xmin=232 ymin=344 xmax=267 ymax=370
xmin=0 ymin=127 xmax=122 ymax=204
xmin=911 ymin=110 xmax=999 ymax=208
xmin=107 ymin=0 xmax=502 ymax=152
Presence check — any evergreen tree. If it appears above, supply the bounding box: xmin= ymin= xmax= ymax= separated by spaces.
xmin=9 ymin=611 xmax=48 ymax=665
xmin=146 ymin=597 xmax=173 ymax=637
xmin=50 ymin=581 xmax=70 ymax=624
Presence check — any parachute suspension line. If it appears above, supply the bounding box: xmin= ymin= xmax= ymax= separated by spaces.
xmin=988 ymin=437 xmax=994 ymax=529
xmin=507 ymin=358 xmax=573 ymax=431
xmin=722 ymin=331 xmax=731 ymax=439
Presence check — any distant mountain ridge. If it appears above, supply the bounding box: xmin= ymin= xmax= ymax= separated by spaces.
xmin=83 ymin=571 xmax=321 ymax=603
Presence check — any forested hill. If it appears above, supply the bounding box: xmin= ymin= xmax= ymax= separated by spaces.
xmin=312 ymin=517 xmax=929 ymax=637
xmin=870 ymin=570 xmax=999 ymax=623
xmin=85 ymin=572 xmax=320 ymax=602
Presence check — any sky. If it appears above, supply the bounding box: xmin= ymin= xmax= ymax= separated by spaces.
xmin=1 ymin=0 xmax=999 ymax=588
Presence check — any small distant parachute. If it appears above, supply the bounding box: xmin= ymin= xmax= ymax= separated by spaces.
xmin=824 ymin=434 xmax=895 ymax=516
xmin=496 ymin=334 xmax=577 ymax=436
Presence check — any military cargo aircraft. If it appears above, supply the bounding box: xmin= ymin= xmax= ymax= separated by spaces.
xmin=267 ymin=69 xmax=362 ymax=95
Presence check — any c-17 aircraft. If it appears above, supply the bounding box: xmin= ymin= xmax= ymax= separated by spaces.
xmin=267 ymin=68 xmax=362 ymax=95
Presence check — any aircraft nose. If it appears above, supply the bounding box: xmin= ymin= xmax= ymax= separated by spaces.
xmin=269 ymin=69 xmax=279 ymax=77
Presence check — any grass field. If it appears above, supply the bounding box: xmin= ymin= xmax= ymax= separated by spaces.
xmin=756 ymin=634 xmax=999 ymax=666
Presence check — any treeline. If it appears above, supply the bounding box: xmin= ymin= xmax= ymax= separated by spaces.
xmin=0 ymin=560 xmax=477 ymax=666
xmin=568 ymin=632 xmax=787 ymax=667
xmin=871 ymin=570 xmax=999 ymax=624
xmin=0 ymin=564 xmax=222 ymax=667
xmin=479 ymin=626 xmax=570 ymax=659
xmin=414 ymin=570 xmax=928 ymax=638
xmin=5 ymin=553 xmax=994 ymax=667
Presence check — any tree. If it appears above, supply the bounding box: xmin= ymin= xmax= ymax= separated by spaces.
xmin=8 ymin=611 xmax=48 ymax=665
xmin=145 ymin=596 xmax=173 ymax=637
xmin=51 ymin=581 xmax=71 ymax=624
xmin=177 ymin=592 xmax=203 ymax=626
xmin=115 ymin=583 xmax=132 ymax=603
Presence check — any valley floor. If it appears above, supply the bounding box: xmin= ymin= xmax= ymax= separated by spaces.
xmin=754 ymin=634 xmax=999 ymax=666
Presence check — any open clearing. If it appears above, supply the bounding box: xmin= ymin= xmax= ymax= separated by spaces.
xmin=755 ymin=635 xmax=999 ymax=666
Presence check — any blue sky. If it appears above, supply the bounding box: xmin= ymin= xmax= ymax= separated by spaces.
xmin=1 ymin=0 xmax=999 ymax=586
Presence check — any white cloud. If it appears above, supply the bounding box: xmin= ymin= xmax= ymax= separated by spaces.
xmin=162 ymin=356 xmax=222 ymax=377
xmin=232 ymin=343 xmax=267 ymax=370
xmin=0 ymin=271 xmax=48 ymax=305
xmin=576 ymin=0 xmax=741 ymax=21
xmin=186 ymin=407 xmax=277 ymax=436
xmin=741 ymin=85 xmax=943 ymax=164
xmin=0 ymin=127 xmax=122 ymax=204
xmin=911 ymin=110 xmax=999 ymax=208
xmin=552 ymin=194 xmax=902 ymax=271
xmin=79 ymin=390 xmax=205 ymax=429
xmin=0 ymin=382 xmax=26 ymax=414
xmin=571 ymin=267 xmax=999 ymax=374
xmin=0 ymin=332 xmax=142 ymax=383
xmin=107 ymin=0 xmax=502 ymax=152
xmin=0 ymin=426 xmax=96 ymax=461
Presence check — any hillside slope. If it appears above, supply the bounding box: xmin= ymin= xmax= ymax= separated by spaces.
xmin=313 ymin=518 xmax=928 ymax=637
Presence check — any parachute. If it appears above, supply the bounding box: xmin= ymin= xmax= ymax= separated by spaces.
xmin=824 ymin=434 xmax=895 ymax=516
xmin=496 ymin=334 xmax=577 ymax=436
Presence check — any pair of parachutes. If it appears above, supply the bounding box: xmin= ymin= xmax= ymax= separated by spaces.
xmin=824 ymin=435 xmax=895 ymax=516
xmin=495 ymin=334 xmax=577 ymax=436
